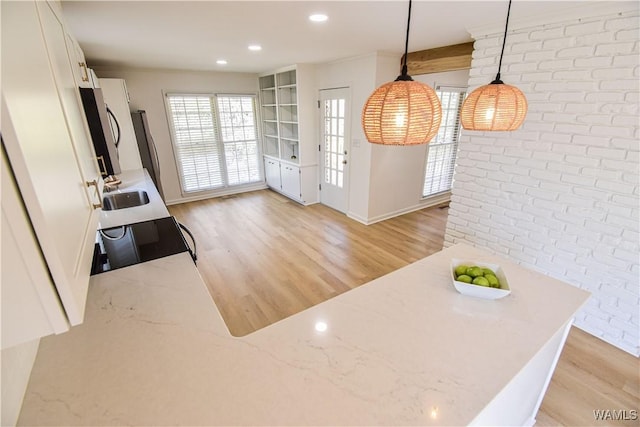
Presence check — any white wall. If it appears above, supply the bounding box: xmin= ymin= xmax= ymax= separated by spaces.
xmin=445 ymin=4 xmax=639 ymax=355
xmin=314 ymin=53 xmax=471 ymax=224
xmin=367 ymin=68 xmax=471 ymax=223
xmin=314 ymin=53 xmax=378 ymax=222
xmin=93 ymin=67 xmax=260 ymax=205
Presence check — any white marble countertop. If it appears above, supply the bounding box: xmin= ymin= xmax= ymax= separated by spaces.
xmin=18 ymin=244 xmax=590 ymax=426
xmin=98 ymin=169 xmax=169 ymax=229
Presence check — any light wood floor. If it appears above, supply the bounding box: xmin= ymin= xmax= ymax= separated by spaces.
xmin=169 ymin=189 xmax=639 ymax=426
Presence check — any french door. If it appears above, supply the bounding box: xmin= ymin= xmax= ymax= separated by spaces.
xmin=319 ymin=88 xmax=350 ymax=213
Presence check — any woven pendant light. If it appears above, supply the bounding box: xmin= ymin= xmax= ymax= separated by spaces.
xmin=461 ymin=0 xmax=528 ymax=131
xmin=362 ymin=0 xmax=442 ymax=145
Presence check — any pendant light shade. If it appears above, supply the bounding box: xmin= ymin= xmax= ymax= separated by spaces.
xmin=362 ymin=0 xmax=442 ymax=145
xmin=362 ymin=79 xmax=442 ymax=145
xmin=461 ymin=0 xmax=528 ymax=131
xmin=460 ymin=80 xmax=527 ymax=131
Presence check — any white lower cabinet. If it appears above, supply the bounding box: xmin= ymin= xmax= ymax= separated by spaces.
xmin=264 ymin=157 xmax=281 ymax=189
xmin=280 ymin=163 xmax=301 ymax=199
xmin=263 ymin=155 xmax=318 ymax=205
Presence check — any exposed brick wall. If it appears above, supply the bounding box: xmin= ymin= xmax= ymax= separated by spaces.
xmin=445 ymin=9 xmax=639 ymax=356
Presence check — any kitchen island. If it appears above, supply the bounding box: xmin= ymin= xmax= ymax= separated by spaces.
xmin=18 ymin=237 xmax=590 ymax=425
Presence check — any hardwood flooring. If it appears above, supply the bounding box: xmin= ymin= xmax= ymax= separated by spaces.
xmin=538 ymin=327 xmax=639 ymax=427
xmin=169 ymin=189 xmax=638 ymax=426
xmin=169 ymin=189 xmax=448 ymax=337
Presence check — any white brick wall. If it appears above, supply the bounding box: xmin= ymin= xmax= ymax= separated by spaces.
xmin=445 ymin=8 xmax=640 ymax=356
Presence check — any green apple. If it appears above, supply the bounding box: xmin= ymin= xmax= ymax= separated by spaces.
xmin=485 ymin=274 xmax=499 ymax=287
xmin=466 ymin=266 xmax=484 ymax=278
xmin=482 ymin=268 xmax=495 ymax=276
xmin=472 ymin=277 xmax=490 ymax=287
xmin=455 ymin=265 xmax=469 ymax=277
xmin=456 ymin=274 xmax=473 ymax=283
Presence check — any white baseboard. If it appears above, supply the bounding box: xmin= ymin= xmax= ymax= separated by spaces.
xmin=165 ymin=183 xmax=268 ymax=206
xmin=349 ymin=195 xmax=450 ymax=225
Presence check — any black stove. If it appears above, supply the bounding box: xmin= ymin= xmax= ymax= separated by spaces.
xmin=91 ymin=216 xmax=195 ymax=275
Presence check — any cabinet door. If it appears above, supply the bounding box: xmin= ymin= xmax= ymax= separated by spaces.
xmin=281 ymin=163 xmax=301 ymax=199
xmin=1 ymin=147 xmax=69 ymax=349
xmin=100 ymin=79 xmax=143 ymax=171
xmin=1 ymin=1 xmax=99 ymax=326
xmin=264 ymin=157 xmax=282 ymax=189
xmin=64 ymin=33 xmax=92 ymax=88
xmin=38 ymin=1 xmax=102 ymax=197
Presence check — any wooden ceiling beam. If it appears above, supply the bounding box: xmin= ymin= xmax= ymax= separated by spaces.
xmin=404 ymin=41 xmax=474 ymax=76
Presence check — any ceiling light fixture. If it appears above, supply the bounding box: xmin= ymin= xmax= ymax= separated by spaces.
xmin=216 ymin=59 xmax=227 ymax=65
xmin=460 ymin=0 xmax=528 ymax=131
xmin=248 ymin=44 xmax=262 ymax=51
xmin=309 ymin=13 xmax=328 ymax=22
xmin=361 ymin=0 xmax=441 ymax=145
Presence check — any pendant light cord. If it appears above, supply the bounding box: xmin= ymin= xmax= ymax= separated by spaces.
xmin=492 ymin=0 xmax=512 ymax=84
xmin=396 ymin=0 xmax=413 ymax=81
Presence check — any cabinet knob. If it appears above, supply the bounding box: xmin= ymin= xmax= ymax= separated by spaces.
xmin=86 ymin=180 xmax=103 ymax=209
xmin=342 ymin=160 xmax=348 ymax=165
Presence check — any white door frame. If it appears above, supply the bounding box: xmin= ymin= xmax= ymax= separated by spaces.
xmin=318 ymin=87 xmax=350 ymax=214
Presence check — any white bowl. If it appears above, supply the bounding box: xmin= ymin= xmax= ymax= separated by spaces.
xmin=451 ymin=258 xmax=511 ymax=300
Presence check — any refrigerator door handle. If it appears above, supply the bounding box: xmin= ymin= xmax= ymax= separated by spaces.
xmin=150 ymin=138 xmax=161 ymax=183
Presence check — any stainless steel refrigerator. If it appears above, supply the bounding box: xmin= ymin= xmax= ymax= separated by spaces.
xmin=131 ymin=110 xmax=163 ymax=200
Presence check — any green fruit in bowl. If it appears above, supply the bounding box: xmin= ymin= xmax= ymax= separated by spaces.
xmin=485 ymin=274 xmax=500 ymax=287
xmin=472 ymin=277 xmax=490 ymax=287
xmin=482 ymin=268 xmax=495 ymax=276
xmin=454 ymin=265 xmax=469 ymax=277
xmin=456 ymin=274 xmax=473 ymax=284
xmin=466 ymin=266 xmax=484 ymax=278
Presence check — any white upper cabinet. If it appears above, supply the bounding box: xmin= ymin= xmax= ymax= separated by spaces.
xmin=1 ymin=0 xmax=100 ymax=338
xmin=99 ymin=78 xmax=143 ymax=171
xmin=1 ymin=147 xmax=69 ymax=349
xmin=65 ymin=33 xmax=92 ymax=88
xmin=38 ymin=1 xmax=103 ymax=197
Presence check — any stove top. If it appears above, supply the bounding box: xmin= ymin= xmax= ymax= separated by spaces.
xmin=91 ymin=216 xmax=191 ymax=275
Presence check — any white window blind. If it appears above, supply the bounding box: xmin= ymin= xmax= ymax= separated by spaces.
xmin=167 ymin=94 xmax=261 ymax=194
xmin=217 ymin=96 xmax=260 ymax=186
xmin=422 ymin=86 xmax=466 ymax=198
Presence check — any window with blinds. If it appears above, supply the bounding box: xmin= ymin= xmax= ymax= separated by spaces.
xmin=422 ymin=86 xmax=466 ymax=198
xmin=167 ymin=94 xmax=261 ymax=194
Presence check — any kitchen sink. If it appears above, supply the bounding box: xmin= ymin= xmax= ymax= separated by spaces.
xmin=102 ymin=190 xmax=150 ymax=211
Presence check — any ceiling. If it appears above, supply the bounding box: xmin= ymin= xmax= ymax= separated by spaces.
xmin=61 ymin=0 xmax=605 ymax=74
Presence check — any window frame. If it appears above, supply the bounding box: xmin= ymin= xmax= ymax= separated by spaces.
xmin=164 ymin=92 xmax=263 ymax=196
xmin=421 ymin=85 xmax=467 ymax=200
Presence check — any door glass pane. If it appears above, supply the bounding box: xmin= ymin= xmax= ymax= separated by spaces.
xmin=323 ymin=97 xmax=346 ymax=189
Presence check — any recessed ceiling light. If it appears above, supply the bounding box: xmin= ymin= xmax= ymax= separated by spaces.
xmin=309 ymin=13 xmax=328 ymax=22
xmin=248 ymin=44 xmax=262 ymax=51
xmin=216 ymin=59 xmax=227 ymax=65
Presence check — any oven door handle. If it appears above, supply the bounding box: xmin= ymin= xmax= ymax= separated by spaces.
xmin=178 ymin=222 xmax=197 ymax=263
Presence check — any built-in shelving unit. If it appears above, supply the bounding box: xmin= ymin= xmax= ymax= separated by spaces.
xmin=258 ymin=65 xmax=318 ymax=205
xmin=259 ymin=74 xmax=279 ymax=158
